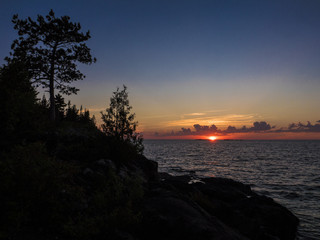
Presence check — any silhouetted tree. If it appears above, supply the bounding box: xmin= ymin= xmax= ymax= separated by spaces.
xmin=101 ymin=85 xmax=143 ymax=153
xmin=55 ymin=94 xmax=66 ymax=121
xmin=7 ymin=9 xmax=96 ymax=121
xmin=40 ymin=95 xmax=50 ymax=109
xmin=79 ymin=106 xmax=94 ymax=124
xmin=0 ymin=61 xmax=38 ymax=148
xmin=65 ymin=101 xmax=79 ymax=122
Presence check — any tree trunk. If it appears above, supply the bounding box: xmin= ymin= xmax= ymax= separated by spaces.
xmin=49 ymin=77 xmax=55 ymax=121
xmin=49 ymin=44 xmax=57 ymax=122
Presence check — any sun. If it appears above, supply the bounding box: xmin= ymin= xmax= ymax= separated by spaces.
xmin=208 ymin=136 xmax=217 ymax=141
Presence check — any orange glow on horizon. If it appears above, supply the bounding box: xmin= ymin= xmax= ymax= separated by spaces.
xmin=143 ymin=131 xmax=320 ymax=140
xmin=208 ymin=136 xmax=217 ymax=141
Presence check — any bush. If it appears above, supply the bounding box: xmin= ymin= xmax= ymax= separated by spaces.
xmin=0 ymin=143 xmax=79 ymax=239
xmin=0 ymin=62 xmax=46 ymax=149
xmin=0 ymin=142 xmax=144 ymax=240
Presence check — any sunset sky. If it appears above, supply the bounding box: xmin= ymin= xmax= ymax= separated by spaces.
xmin=1 ymin=0 xmax=320 ymax=139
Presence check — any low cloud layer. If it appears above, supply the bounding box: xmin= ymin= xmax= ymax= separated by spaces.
xmin=155 ymin=120 xmax=320 ymax=137
xmin=278 ymin=121 xmax=320 ymax=133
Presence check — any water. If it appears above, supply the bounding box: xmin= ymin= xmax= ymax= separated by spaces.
xmin=144 ymin=140 xmax=320 ymax=240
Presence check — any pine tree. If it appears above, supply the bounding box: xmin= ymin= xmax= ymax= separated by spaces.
xmin=7 ymin=9 xmax=96 ymax=121
xmin=0 ymin=61 xmax=38 ymax=148
xmin=101 ymin=85 xmax=143 ymax=153
xmin=54 ymin=94 xmax=67 ymax=121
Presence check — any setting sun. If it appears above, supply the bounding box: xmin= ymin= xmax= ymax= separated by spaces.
xmin=208 ymin=136 xmax=217 ymax=141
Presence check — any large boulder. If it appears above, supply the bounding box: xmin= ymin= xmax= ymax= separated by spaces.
xmin=139 ymin=187 xmax=248 ymax=240
xmin=127 ymin=155 xmax=159 ymax=182
xmin=152 ymin=174 xmax=299 ymax=240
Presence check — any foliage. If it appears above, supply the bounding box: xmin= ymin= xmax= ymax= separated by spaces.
xmin=54 ymin=123 xmax=108 ymax=162
xmin=0 ymin=142 xmax=144 ymax=240
xmin=0 ymin=61 xmax=46 ymax=149
xmin=7 ymin=9 xmax=96 ymax=121
xmin=0 ymin=143 xmax=78 ymax=239
xmin=0 ymin=11 xmax=147 ymax=240
xmin=39 ymin=95 xmax=96 ymax=126
xmin=101 ymin=85 xmax=144 ymax=154
xmin=55 ymin=94 xmax=67 ymax=121
xmin=63 ymin=167 xmax=143 ymax=240
xmin=64 ymin=101 xmax=95 ymax=125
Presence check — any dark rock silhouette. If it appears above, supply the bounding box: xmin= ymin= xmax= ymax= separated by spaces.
xmin=131 ymin=162 xmax=299 ymax=240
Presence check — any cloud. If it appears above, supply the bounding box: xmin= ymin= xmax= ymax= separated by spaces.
xmin=252 ymin=121 xmax=272 ymax=131
xmin=163 ymin=113 xmax=257 ymax=128
xmin=225 ymin=121 xmax=272 ymax=133
xmin=184 ymin=112 xmax=206 ymax=116
xmin=193 ymin=124 xmax=218 ymax=132
xmin=192 ymin=121 xmax=273 ymax=135
xmin=181 ymin=128 xmax=192 ymax=134
xmin=283 ymin=121 xmax=320 ymax=132
xmin=154 ymin=120 xmax=320 ymax=137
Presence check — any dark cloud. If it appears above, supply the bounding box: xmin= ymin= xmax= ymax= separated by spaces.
xmin=193 ymin=124 xmax=218 ymax=132
xmin=181 ymin=128 xmax=192 ymax=134
xmin=284 ymin=121 xmax=320 ymax=132
xmin=251 ymin=121 xmax=272 ymax=131
xmin=224 ymin=121 xmax=272 ymax=133
xmin=288 ymin=123 xmax=296 ymax=130
xmin=226 ymin=126 xmax=236 ymax=132
xmin=158 ymin=128 xmax=193 ymax=137
xmin=154 ymin=120 xmax=320 ymax=137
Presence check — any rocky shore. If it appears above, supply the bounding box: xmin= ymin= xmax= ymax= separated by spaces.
xmin=1 ymin=143 xmax=299 ymax=240
xmin=122 ymin=155 xmax=299 ymax=240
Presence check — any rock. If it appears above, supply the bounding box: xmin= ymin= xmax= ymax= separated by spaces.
xmin=81 ymin=157 xmax=298 ymax=240
xmin=153 ymin=174 xmax=299 ymax=240
xmin=233 ymin=195 xmax=299 ymax=240
xmin=128 ymin=155 xmax=159 ymax=182
xmin=139 ymin=188 xmax=248 ymax=240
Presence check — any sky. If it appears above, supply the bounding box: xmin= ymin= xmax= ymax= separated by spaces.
xmin=1 ymin=0 xmax=320 ymax=139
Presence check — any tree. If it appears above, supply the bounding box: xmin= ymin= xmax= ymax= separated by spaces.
xmin=101 ymin=86 xmax=143 ymax=153
xmin=7 ymin=9 xmax=96 ymax=121
xmin=65 ymin=101 xmax=79 ymax=122
xmin=0 ymin=61 xmax=38 ymax=149
xmin=54 ymin=94 xmax=67 ymax=121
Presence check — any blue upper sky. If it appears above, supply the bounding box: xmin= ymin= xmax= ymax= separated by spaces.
xmin=1 ymin=0 xmax=320 ymax=138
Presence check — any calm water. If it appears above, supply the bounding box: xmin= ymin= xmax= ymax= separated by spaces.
xmin=144 ymin=140 xmax=320 ymax=240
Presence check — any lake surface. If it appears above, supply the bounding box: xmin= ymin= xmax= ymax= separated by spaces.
xmin=144 ymin=140 xmax=320 ymax=240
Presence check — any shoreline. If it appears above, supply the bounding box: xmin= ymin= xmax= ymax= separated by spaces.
xmin=128 ymin=156 xmax=300 ymax=240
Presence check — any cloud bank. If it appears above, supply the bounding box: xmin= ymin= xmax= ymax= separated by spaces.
xmin=155 ymin=121 xmax=320 ymax=137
